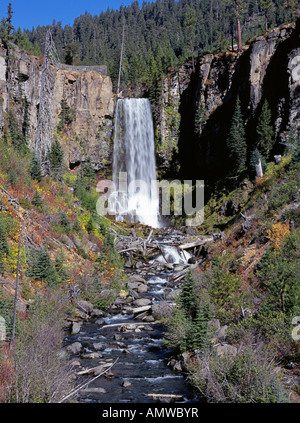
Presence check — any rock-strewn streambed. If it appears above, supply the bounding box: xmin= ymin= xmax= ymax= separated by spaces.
xmin=64 ymin=231 xmax=213 ymax=403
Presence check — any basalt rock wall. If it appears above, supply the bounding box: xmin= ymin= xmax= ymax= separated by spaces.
xmin=0 ymin=43 xmax=115 ymax=171
xmin=158 ymin=20 xmax=300 ymax=180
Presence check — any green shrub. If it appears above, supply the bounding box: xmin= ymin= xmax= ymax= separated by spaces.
xmin=26 ymin=248 xmax=59 ymax=287
xmin=29 ymin=154 xmax=43 ymax=182
xmin=58 ymin=211 xmax=71 ymax=234
xmin=165 ymin=269 xmax=213 ymax=353
xmin=256 ymin=229 xmax=300 ymax=315
xmin=31 ymin=190 xmax=44 ymax=211
xmin=188 ymin=345 xmax=289 ymax=403
xmin=209 ymin=255 xmax=242 ymax=309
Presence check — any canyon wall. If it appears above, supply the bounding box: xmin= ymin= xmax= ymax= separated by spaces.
xmin=0 ymin=20 xmax=298 ymax=180
xmin=158 ymin=20 xmax=300 ymax=180
xmin=0 ymin=43 xmax=115 ymax=171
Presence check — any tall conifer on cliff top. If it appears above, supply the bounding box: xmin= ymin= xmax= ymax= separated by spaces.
xmin=226 ymin=98 xmax=247 ymax=174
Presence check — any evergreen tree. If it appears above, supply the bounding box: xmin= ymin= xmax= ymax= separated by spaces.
xmin=179 ymin=269 xmax=197 ymax=318
xmin=0 ymin=17 xmax=9 ymax=42
xmin=72 ymin=218 xmax=82 ymax=233
xmin=8 ymin=110 xmax=28 ymax=154
xmin=14 ymin=27 xmax=33 ymax=51
xmin=23 ymin=0 xmax=289 ymax=90
xmin=57 ymin=98 xmax=75 ymax=132
xmin=194 ymin=100 xmax=208 ymax=136
xmin=29 ymin=154 xmax=43 ymax=182
xmin=74 ymin=158 xmax=96 ymax=195
xmin=86 ymin=216 xmax=96 ymax=234
xmin=257 ymin=99 xmax=274 ymax=159
xmin=226 ymin=98 xmax=247 ymax=174
xmin=26 ymin=249 xmax=59 ymax=287
xmin=284 ymin=125 xmax=299 ymax=161
xmin=6 ymin=3 xmax=14 ymax=40
xmin=32 ymin=41 xmax=42 ymax=56
xmin=259 ymin=0 xmax=276 ymax=31
xmin=58 ymin=211 xmax=71 ymax=234
xmin=49 ymin=137 xmax=64 ymax=176
xmin=184 ymin=7 xmax=197 ymax=71
xmin=189 ymin=305 xmax=212 ymax=352
xmin=291 ymin=136 xmax=300 ymax=167
xmin=31 ymin=189 xmax=44 ymax=211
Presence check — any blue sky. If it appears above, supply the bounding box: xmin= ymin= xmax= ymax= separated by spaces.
xmin=0 ymin=1 xmax=142 ymax=30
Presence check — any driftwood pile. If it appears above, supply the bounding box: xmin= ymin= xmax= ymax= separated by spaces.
xmin=109 ymin=226 xmax=213 ymax=281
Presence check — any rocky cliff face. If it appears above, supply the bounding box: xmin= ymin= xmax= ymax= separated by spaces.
xmin=158 ymin=20 xmax=300 ymax=180
xmin=0 ymin=21 xmax=298 ymax=180
xmin=0 ymin=43 xmax=115 ymax=171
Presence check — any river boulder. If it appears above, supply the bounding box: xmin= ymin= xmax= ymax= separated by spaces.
xmin=67 ymin=342 xmax=82 ymax=355
xmin=151 ymin=301 xmax=175 ymax=320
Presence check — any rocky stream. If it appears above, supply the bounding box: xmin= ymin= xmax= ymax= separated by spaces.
xmin=64 ymin=230 xmax=213 ymax=404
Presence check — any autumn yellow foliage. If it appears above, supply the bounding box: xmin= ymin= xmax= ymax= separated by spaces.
xmin=267 ymin=221 xmax=290 ymax=250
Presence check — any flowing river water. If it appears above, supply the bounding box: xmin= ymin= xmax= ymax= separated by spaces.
xmin=64 ymin=237 xmax=198 ymax=404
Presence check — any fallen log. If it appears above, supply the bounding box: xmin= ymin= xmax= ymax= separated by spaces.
xmin=99 ymin=321 xmax=159 ymax=330
xmin=170 ymin=260 xmax=203 ymax=282
xmin=133 ymin=305 xmax=152 ymax=314
xmin=76 ymin=362 xmax=112 ymax=376
xmin=179 ymin=237 xmax=213 ymax=250
xmin=147 ymin=393 xmax=184 ymax=399
xmin=58 ymin=358 xmax=119 ymax=403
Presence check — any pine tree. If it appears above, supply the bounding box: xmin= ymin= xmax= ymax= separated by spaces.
xmin=6 ymin=3 xmax=14 ymax=40
xmin=8 ymin=110 xmax=28 ymax=154
xmin=184 ymin=7 xmax=197 ymax=71
xmin=29 ymin=154 xmax=43 ymax=182
xmin=291 ymin=136 xmax=300 ymax=167
xmin=86 ymin=217 xmax=96 ymax=234
xmin=259 ymin=0 xmax=275 ymax=31
xmin=179 ymin=269 xmax=197 ymax=318
xmin=14 ymin=27 xmax=33 ymax=51
xmin=188 ymin=305 xmax=212 ymax=352
xmin=72 ymin=218 xmax=81 ymax=233
xmin=194 ymin=100 xmax=208 ymax=136
xmin=226 ymin=98 xmax=247 ymax=174
xmin=57 ymin=98 xmax=75 ymax=132
xmin=49 ymin=137 xmax=64 ymax=176
xmin=257 ymin=100 xmax=274 ymax=159
xmin=74 ymin=158 xmax=96 ymax=197
xmin=0 ymin=17 xmax=9 ymax=42
xmin=32 ymin=190 xmax=44 ymax=211
xmin=58 ymin=211 xmax=71 ymax=233
xmin=26 ymin=249 xmax=58 ymax=287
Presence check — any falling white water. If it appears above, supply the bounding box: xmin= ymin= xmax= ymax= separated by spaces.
xmin=109 ymin=98 xmax=160 ymax=227
xmin=155 ymin=245 xmax=192 ymax=264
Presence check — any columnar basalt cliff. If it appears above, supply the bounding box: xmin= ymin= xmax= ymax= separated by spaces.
xmin=157 ymin=20 xmax=300 ymax=180
xmin=0 ymin=43 xmax=114 ymax=171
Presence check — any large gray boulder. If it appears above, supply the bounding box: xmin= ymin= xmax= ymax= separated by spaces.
xmin=151 ymin=301 xmax=175 ymax=320
xmin=67 ymin=342 xmax=83 ymax=355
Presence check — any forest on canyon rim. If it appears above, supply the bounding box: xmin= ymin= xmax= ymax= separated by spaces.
xmin=0 ymin=0 xmax=299 ymax=405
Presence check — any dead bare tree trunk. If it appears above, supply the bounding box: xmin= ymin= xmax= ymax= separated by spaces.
xmin=36 ymin=29 xmax=59 ymax=166
xmin=235 ymin=0 xmax=243 ymax=51
xmin=255 ymin=158 xmax=263 ymax=177
xmin=117 ymin=18 xmax=125 ymax=96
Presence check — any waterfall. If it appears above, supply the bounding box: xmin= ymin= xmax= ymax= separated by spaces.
xmin=110 ymin=98 xmax=160 ymax=228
